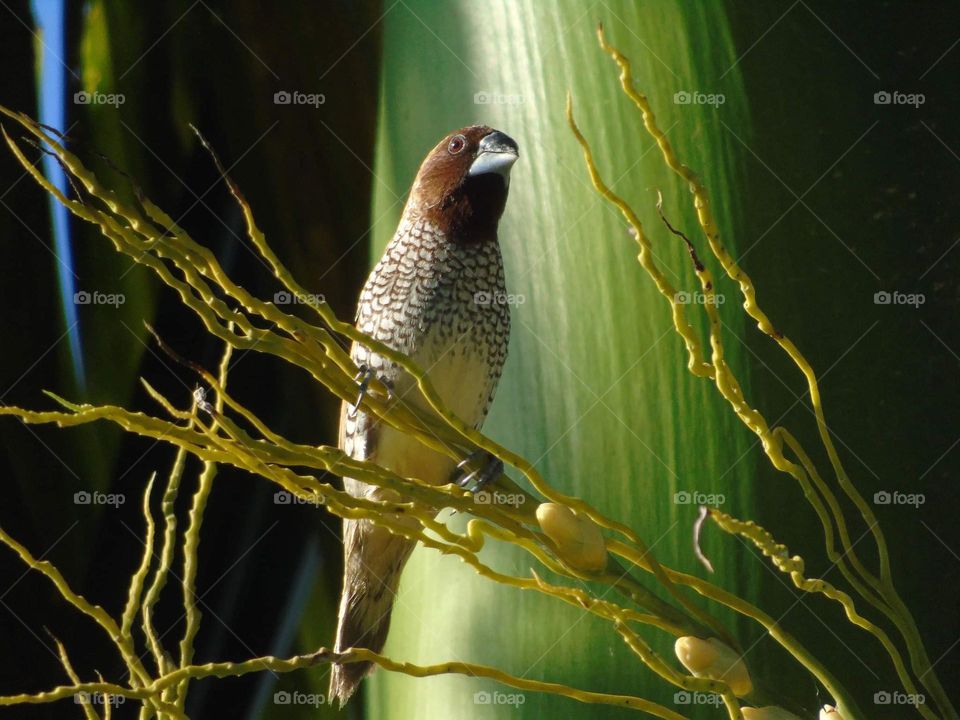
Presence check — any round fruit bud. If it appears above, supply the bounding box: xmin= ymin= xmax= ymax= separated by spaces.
xmin=536 ymin=503 xmax=607 ymax=572
xmin=674 ymin=636 xmax=753 ymax=697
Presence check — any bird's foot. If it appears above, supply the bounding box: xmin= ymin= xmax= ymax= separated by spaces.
xmin=350 ymin=365 xmax=394 ymax=415
xmin=453 ymin=450 xmax=503 ymax=492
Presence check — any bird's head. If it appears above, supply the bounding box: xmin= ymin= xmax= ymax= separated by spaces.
xmin=405 ymin=125 xmax=519 ymax=243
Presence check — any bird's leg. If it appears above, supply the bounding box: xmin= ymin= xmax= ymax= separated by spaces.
xmin=453 ymin=449 xmax=503 ymax=492
xmin=350 ymin=364 xmax=394 ymax=415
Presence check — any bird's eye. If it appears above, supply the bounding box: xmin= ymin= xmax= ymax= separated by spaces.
xmin=447 ymin=135 xmax=466 ymax=155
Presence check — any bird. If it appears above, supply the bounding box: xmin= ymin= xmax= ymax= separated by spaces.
xmin=330 ymin=125 xmax=519 ymax=705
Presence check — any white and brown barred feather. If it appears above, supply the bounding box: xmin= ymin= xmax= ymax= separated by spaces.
xmin=330 ymin=215 xmax=509 ymax=702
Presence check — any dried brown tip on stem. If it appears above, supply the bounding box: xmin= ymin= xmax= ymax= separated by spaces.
xmin=28 ymin=118 xmax=136 ymax=202
xmin=144 ymin=322 xmax=216 ymax=384
xmin=21 ymin=137 xmax=88 ymax=205
xmin=656 ymin=190 xmax=705 ymax=272
xmin=36 ymin=121 xmax=73 ymax=143
xmin=42 ymin=626 xmax=61 ymax=644
xmin=189 ymin=123 xmax=245 ymax=201
xmin=92 ymin=148 xmax=144 ymax=194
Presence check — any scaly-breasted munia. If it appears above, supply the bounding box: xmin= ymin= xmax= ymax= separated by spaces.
xmin=330 ymin=126 xmax=519 ymax=704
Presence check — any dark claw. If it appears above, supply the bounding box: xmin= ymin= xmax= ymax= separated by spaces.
xmin=453 ymin=450 xmax=503 ymax=491
xmin=352 ymin=364 xmax=369 ymax=384
xmin=350 ymin=365 xmax=393 ymax=415
xmin=350 ymin=365 xmax=371 ymax=415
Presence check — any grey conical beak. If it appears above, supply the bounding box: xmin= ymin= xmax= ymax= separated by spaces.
xmin=468 ymin=131 xmax=519 ymax=181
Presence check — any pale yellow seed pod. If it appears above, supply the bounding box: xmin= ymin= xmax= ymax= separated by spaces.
xmin=674 ymin=636 xmax=753 ymax=697
xmin=820 ymin=705 xmax=845 ymax=720
xmin=535 ymin=503 xmax=607 ymax=572
xmin=741 ymin=706 xmax=803 ymax=720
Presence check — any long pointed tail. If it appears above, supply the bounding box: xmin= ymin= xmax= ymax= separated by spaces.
xmin=330 ymin=517 xmax=415 ymax=706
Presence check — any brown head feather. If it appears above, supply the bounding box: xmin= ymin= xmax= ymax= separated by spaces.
xmin=405 ymin=125 xmax=517 ymax=243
